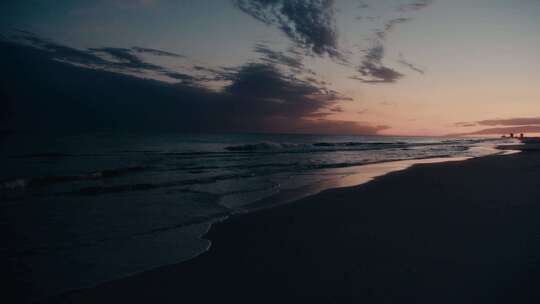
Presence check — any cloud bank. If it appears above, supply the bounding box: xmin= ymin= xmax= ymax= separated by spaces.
xmin=453 ymin=117 xmax=540 ymax=135
xmin=455 ymin=126 xmax=540 ymax=136
xmin=476 ymin=117 xmax=540 ymax=127
xmin=0 ymin=33 xmax=384 ymax=135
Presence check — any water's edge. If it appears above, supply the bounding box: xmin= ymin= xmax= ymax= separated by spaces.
xmin=39 ymin=149 xmax=520 ymax=303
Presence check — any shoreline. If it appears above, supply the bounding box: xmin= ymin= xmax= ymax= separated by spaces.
xmin=242 ymin=156 xmax=473 ymax=212
xmin=6 ymin=147 xmax=512 ymax=303
xmin=40 ymin=148 xmax=540 ymax=303
xmin=23 ymin=155 xmax=480 ymax=302
xmin=235 ymin=142 xmax=520 ymax=213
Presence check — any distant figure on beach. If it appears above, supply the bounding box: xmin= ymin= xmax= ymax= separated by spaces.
xmin=510 ymin=133 xmax=514 ymax=138
xmin=520 ymin=133 xmax=524 ymax=139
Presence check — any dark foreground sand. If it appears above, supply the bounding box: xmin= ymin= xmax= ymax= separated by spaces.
xmin=45 ymin=151 xmax=540 ymax=304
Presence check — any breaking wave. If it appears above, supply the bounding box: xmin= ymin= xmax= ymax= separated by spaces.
xmin=0 ymin=166 xmax=146 ymax=190
xmin=224 ymin=141 xmax=407 ymax=152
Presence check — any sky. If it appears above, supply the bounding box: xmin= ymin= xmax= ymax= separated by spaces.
xmin=1 ymin=0 xmax=540 ymax=136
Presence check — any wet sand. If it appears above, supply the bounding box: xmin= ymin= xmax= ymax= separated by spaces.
xmin=44 ymin=150 xmax=540 ymax=303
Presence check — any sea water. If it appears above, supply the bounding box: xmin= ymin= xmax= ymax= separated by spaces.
xmin=0 ymin=132 xmax=515 ymax=300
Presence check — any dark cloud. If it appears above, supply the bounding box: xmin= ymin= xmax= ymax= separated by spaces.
xmin=351 ymin=17 xmax=412 ymax=84
xmin=350 ymin=0 xmax=432 ymax=84
xmin=1 ymin=37 xmax=381 ymax=135
xmin=454 ymin=122 xmax=477 ymax=128
xmin=455 ymin=117 xmax=540 ymax=129
xmin=89 ymin=47 xmax=141 ymax=64
xmin=190 ymin=65 xmax=236 ymax=81
xmin=357 ymin=1 xmax=370 ymax=9
xmin=398 ymin=0 xmax=433 ymax=13
xmin=357 ymin=109 xmax=369 ymax=115
xmin=162 ymin=71 xmax=197 ymax=82
xmin=268 ymin=118 xmax=388 ymax=135
xmin=375 ymin=17 xmax=411 ymax=40
xmin=453 ymin=126 xmax=540 ymax=136
xmin=365 ymin=43 xmax=384 ymax=62
xmin=252 ymin=44 xmax=343 ymax=96
xmin=111 ymin=0 xmax=160 ymax=9
xmin=397 ymin=54 xmax=424 ymax=74
xmin=222 ymin=63 xmax=345 ymax=119
xmin=305 ymin=77 xmax=328 ymax=86
xmin=365 ymin=17 xmax=413 ymax=79
xmin=9 ymin=31 xmax=208 ymax=83
xmin=365 ymin=16 xmax=381 ymax=21
xmin=254 ymin=43 xmax=304 ymax=69
xmin=452 ymin=117 xmax=540 ymax=135
xmin=88 ymin=47 xmax=164 ymax=71
xmin=132 ymin=46 xmax=183 ymax=58
xmin=355 ymin=64 xmax=403 ymax=83
xmin=233 ymin=0 xmax=339 ymax=57
xmin=15 ymin=33 xmax=109 ymax=66
xmin=476 ymin=117 xmax=540 ymax=126
xmin=330 ymin=105 xmax=343 ymax=112
xmin=353 ymin=44 xmax=403 ymax=83
xmin=379 ymin=101 xmax=397 ymax=107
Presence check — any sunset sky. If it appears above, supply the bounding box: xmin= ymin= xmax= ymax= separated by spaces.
xmin=1 ymin=0 xmax=540 ymax=136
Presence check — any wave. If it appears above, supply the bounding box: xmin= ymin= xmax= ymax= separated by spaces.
xmin=224 ymin=141 xmax=407 ymax=152
xmin=17 ymin=153 xmax=74 ymax=158
xmin=129 ymin=138 xmax=507 ymax=157
xmin=440 ymin=138 xmax=500 ymax=145
xmin=75 ymin=172 xmax=256 ymax=196
xmin=2 ymin=138 xmax=500 ymax=194
xmin=87 ymin=166 xmax=146 ymax=178
xmin=1 ymin=178 xmax=28 ymax=190
xmin=13 ymin=152 xmax=114 ymax=158
xmin=224 ymin=142 xmax=308 ymax=151
xmin=312 ymin=141 xmax=405 ymax=147
xmin=170 ymin=162 xmax=296 ymax=172
xmin=74 ymin=154 xmax=471 ymax=196
xmin=8 ymin=210 xmax=230 ymax=257
xmin=0 ymin=166 xmax=146 ymax=191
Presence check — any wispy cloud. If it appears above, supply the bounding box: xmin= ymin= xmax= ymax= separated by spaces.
xmin=112 ymin=0 xmax=160 ymax=9
xmin=232 ymin=0 xmax=432 ymax=85
xmin=453 ymin=116 xmax=540 ymax=135
xmin=88 ymin=47 xmax=164 ymax=71
xmin=375 ymin=17 xmax=411 ymax=40
xmin=357 ymin=1 xmax=370 ymax=9
xmin=253 ymin=43 xmax=304 ymax=70
xmin=454 ymin=122 xmax=477 ymax=128
xmin=8 ymin=31 xmax=196 ymax=83
xmin=131 ymin=47 xmax=183 ymax=58
xmin=397 ymin=53 xmax=424 ymax=74
xmin=330 ymin=105 xmax=343 ymax=112
xmin=233 ymin=0 xmax=340 ymax=58
xmin=455 ymin=117 xmax=540 ymax=128
xmin=398 ymin=0 xmax=433 ymax=13
xmin=454 ymin=126 xmax=540 ymax=136
xmin=352 ymin=44 xmax=403 ymax=83
xmin=476 ymin=117 xmax=540 ymax=126
xmin=351 ymin=0 xmax=433 ymax=84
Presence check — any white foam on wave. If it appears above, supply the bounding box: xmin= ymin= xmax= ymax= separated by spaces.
xmin=1 ymin=178 xmax=27 ymax=190
xmin=225 ymin=141 xmax=301 ymax=151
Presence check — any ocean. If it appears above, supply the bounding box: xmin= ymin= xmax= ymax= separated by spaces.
xmin=0 ymin=132 xmax=515 ymax=300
